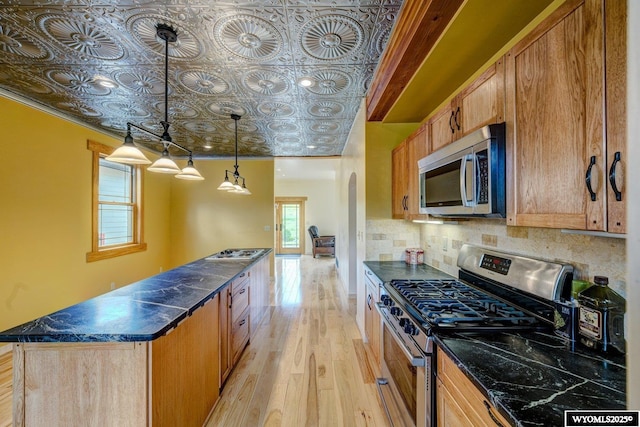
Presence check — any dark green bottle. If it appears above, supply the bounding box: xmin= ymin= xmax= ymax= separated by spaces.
xmin=577 ymin=276 xmax=626 ymax=353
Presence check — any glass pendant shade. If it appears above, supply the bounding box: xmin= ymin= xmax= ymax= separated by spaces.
xmin=176 ymin=158 xmax=204 ymax=180
xmin=148 ymin=149 xmax=181 ymax=174
xmin=217 ymin=171 xmax=234 ymax=190
xmin=106 ymin=134 xmax=151 ymax=165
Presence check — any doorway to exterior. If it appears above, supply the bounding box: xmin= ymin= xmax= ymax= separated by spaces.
xmin=275 ymin=197 xmax=307 ymax=255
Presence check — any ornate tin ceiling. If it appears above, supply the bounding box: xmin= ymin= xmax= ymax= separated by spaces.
xmin=0 ymin=1 xmax=402 ymax=158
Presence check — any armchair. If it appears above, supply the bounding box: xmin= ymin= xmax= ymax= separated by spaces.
xmin=308 ymin=226 xmax=335 ymax=258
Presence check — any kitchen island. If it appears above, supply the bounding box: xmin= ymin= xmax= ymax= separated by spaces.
xmin=364 ymin=261 xmax=627 ymax=427
xmin=0 ymin=248 xmax=271 ymax=427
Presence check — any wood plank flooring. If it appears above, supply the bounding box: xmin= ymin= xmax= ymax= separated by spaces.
xmin=206 ymin=255 xmax=388 ymax=427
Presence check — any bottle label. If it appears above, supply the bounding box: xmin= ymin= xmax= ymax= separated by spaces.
xmin=579 ymin=306 xmax=602 ymax=340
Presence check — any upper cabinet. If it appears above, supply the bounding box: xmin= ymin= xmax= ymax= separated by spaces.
xmin=392 ymin=123 xmax=429 ymax=220
xmin=430 ymin=60 xmax=506 ymax=151
xmin=391 ymin=141 xmax=408 ymax=219
xmin=506 ymin=0 xmax=626 ymax=233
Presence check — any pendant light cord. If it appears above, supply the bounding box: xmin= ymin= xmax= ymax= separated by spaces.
xmin=231 ymin=113 xmax=241 ymax=178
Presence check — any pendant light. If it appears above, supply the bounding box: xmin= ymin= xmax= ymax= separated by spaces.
xmin=106 ymin=23 xmax=204 ymax=181
xmin=217 ymin=114 xmax=250 ymax=195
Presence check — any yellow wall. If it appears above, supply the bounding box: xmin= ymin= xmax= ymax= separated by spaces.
xmin=169 ymin=159 xmax=275 ymax=268
xmin=0 ymin=96 xmax=172 ymax=331
xmin=365 ymin=122 xmax=418 ymax=219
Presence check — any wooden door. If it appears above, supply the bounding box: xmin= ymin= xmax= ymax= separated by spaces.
xmin=391 ymin=142 xmax=408 ymax=219
xmin=219 ymin=287 xmax=232 ymax=385
xmin=406 ymin=123 xmax=429 ymax=220
xmin=505 ymin=0 xmax=605 ymax=230
xmin=456 ymin=58 xmax=505 ymax=136
xmin=275 ymin=197 xmax=307 ymax=254
xmin=604 ymin=0 xmax=626 ymax=233
xmin=429 ymin=103 xmax=456 ymax=152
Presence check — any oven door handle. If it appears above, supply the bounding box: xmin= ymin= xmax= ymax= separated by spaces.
xmin=376 ymin=303 xmax=425 ymax=367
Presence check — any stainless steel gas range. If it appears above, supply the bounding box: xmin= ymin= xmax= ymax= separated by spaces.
xmin=375 ymin=244 xmax=574 ymax=427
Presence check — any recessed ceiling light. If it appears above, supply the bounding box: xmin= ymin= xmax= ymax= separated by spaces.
xmin=298 ymin=77 xmax=314 ymax=88
xmin=307 ymin=145 xmax=316 ymax=149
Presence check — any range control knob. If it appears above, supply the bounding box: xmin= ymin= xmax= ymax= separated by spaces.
xmin=380 ymin=295 xmax=393 ymax=306
xmin=404 ymin=323 xmax=417 ymax=335
xmin=390 ymin=307 xmax=403 ymax=317
xmin=398 ymin=317 xmax=409 ymax=327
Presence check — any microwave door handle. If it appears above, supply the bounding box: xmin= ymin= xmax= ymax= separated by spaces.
xmin=459 ymin=154 xmax=474 ymax=207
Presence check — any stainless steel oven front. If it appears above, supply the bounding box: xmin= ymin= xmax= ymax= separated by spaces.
xmin=376 ymin=296 xmax=433 ymax=427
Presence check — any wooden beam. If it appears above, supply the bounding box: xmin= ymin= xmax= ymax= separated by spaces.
xmin=366 ymin=0 xmax=463 ymax=121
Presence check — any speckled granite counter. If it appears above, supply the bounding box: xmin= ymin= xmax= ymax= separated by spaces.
xmin=0 ymin=248 xmax=272 ymax=342
xmin=364 ymin=261 xmax=627 ymax=427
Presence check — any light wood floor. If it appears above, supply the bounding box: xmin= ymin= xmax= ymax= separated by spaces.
xmin=206 ymin=255 xmax=388 ymax=427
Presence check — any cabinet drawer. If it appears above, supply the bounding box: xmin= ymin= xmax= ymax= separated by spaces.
xmin=232 ymin=308 xmax=250 ymax=362
xmin=437 ymin=348 xmax=512 ymax=426
xmin=231 ymin=280 xmax=250 ymax=323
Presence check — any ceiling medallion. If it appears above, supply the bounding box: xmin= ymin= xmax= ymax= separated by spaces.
xmin=179 ymin=70 xmax=229 ymax=95
xmin=300 ymin=15 xmax=363 ymax=60
xmin=40 ymin=15 xmax=124 ymax=60
xmin=308 ymin=101 xmax=343 ymax=117
xmin=304 ymin=69 xmax=350 ymax=95
xmin=183 ymin=121 xmax=217 ymax=133
xmin=56 ymin=100 xmax=101 ymax=117
xmin=102 ymin=101 xmax=150 ymax=118
xmin=129 ymin=16 xmax=200 ymax=60
xmin=206 ymin=101 xmax=246 ymax=118
xmin=310 ymin=121 xmax=340 ymax=133
xmin=156 ymin=101 xmax=198 ymax=119
xmin=215 ymin=15 xmax=282 ymax=61
xmin=47 ymin=69 xmax=112 ymax=95
xmin=258 ymin=101 xmax=294 ymax=118
xmin=114 ymin=70 xmax=164 ymax=95
xmin=243 ymin=69 xmax=289 ymax=96
xmin=0 ymin=23 xmax=49 ymax=59
xmin=0 ymin=70 xmax=54 ymax=95
xmin=268 ymin=121 xmax=298 ymax=133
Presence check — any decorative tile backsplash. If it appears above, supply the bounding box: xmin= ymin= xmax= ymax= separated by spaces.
xmin=365 ymin=219 xmax=627 ymax=297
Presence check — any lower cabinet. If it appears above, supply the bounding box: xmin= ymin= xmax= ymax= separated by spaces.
xmin=220 ymin=271 xmax=251 ymax=386
xmin=437 ymin=347 xmax=511 ymax=427
xmin=11 ymin=295 xmax=221 ymax=427
xmin=364 ymin=266 xmax=382 ymax=365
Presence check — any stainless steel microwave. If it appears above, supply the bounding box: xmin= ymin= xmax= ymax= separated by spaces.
xmin=418 ymin=123 xmax=506 ymax=217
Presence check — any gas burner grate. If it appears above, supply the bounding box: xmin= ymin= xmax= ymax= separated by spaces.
xmin=389 ymin=279 xmax=538 ymax=329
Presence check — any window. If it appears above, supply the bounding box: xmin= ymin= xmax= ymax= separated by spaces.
xmin=87 ymin=140 xmax=146 ymax=262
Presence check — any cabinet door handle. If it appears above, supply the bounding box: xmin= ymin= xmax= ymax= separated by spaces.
xmin=239 ymin=287 xmax=246 ymax=294
xmin=483 ymin=401 xmax=505 ymax=427
xmin=239 ymin=319 xmax=246 ymax=326
xmin=454 ymin=106 xmax=461 ymax=130
xmin=367 ymin=294 xmax=372 ymax=310
xmin=608 ymin=151 xmax=623 ymax=201
xmin=449 ymin=110 xmax=456 ymax=133
xmin=585 ymin=155 xmax=597 ymax=201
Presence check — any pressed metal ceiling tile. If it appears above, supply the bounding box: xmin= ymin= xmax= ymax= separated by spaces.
xmin=0 ymin=1 xmax=401 ymax=157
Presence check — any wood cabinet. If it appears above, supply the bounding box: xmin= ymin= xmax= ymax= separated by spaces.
xmin=505 ymin=0 xmax=626 ymax=233
xmin=12 ymin=295 xmax=220 ymax=427
xmin=437 ymin=347 xmax=512 ymax=427
xmin=391 ymin=123 xmax=429 ymax=220
xmin=363 ymin=266 xmax=382 ymax=365
xmin=430 ymin=59 xmax=505 ymax=151
xmin=151 ymin=296 xmax=220 ymax=427
xmin=391 ymin=141 xmax=408 ymax=219
xmin=220 ymin=271 xmax=251 ymax=386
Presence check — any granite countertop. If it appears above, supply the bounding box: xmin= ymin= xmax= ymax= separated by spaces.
xmin=0 ymin=249 xmax=272 ymax=343
xmin=364 ymin=261 xmax=627 ymax=427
